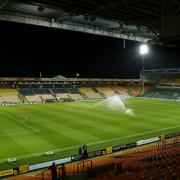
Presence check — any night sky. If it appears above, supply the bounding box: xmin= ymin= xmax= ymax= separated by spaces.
xmin=0 ymin=20 xmax=180 ymax=78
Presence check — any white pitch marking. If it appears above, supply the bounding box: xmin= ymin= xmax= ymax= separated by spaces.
xmin=87 ymin=124 xmax=180 ymax=146
xmin=0 ymin=124 xmax=179 ymax=163
xmin=0 ymin=131 xmax=34 ymax=137
xmin=18 ymin=115 xmax=28 ymax=122
xmin=16 ymin=115 xmax=39 ymax=133
xmin=0 ymin=112 xmax=39 ymax=133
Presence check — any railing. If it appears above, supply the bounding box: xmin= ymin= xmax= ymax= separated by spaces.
xmin=77 ymin=159 xmax=93 ymax=174
xmin=41 ymin=171 xmax=45 ymax=180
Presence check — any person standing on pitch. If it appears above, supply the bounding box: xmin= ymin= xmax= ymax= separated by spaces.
xmin=79 ymin=145 xmax=84 ymax=159
xmin=83 ymin=144 xmax=88 ymax=159
xmin=79 ymin=145 xmax=83 ymax=156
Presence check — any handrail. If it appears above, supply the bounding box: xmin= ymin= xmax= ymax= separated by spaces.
xmin=41 ymin=167 xmax=61 ymax=180
xmin=77 ymin=159 xmax=93 ymax=174
xmin=41 ymin=170 xmax=45 ymax=180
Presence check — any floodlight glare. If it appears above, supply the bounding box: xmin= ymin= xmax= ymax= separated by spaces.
xmin=139 ymin=44 xmax=148 ymax=55
xmin=139 ymin=44 xmax=149 ymax=95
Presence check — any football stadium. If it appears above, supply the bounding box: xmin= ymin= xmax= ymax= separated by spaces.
xmin=0 ymin=0 xmax=180 ymax=180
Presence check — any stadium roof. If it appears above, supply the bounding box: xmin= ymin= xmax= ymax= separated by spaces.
xmin=53 ymin=75 xmax=67 ymax=79
xmin=0 ymin=0 xmax=161 ymax=42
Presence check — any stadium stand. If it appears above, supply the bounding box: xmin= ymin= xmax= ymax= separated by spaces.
xmin=144 ymin=87 xmax=180 ymax=100
xmin=19 ymin=89 xmax=35 ymax=96
xmin=32 ymin=88 xmax=51 ymax=94
xmin=19 ymin=88 xmax=56 ymax=102
xmin=96 ymin=87 xmax=116 ymax=97
xmin=18 ymin=89 xmax=42 ymax=103
xmin=68 ymin=93 xmax=83 ymax=100
xmin=65 ymin=87 xmax=83 ymax=100
xmin=79 ymin=87 xmax=102 ymax=99
xmin=175 ymin=77 xmax=180 ymax=83
xmin=49 ymin=87 xmax=83 ymax=101
xmin=32 ymin=88 xmax=55 ymax=101
xmin=25 ymin=95 xmax=42 ymax=102
xmin=2 ymin=75 xmax=180 ymax=103
xmin=143 ymin=85 xmax=152 ymax=94
xmin=141 ymin=71 xmax=180 ymax=100
xmin=56 ymin=93 xmax=70 ymax=100
xmin=111 ymin=85 xmax=129 ymax=95
xmin=51 ymin=88 xmax=68 ymax=94
xmin=159 ymin=75 xmax=180 ymax=84
xmin=0 ymin=88 xmax=20 ymax=103
xmin=0 ymin=77 xmax=149 ymax=104
xmin=40 ymin=94 xmax=55 ymax=101
xmin=125 ymin=85 xmax=142 ymax=96
xmin=9 ymin=137 xmax=179 ymax=180
xmin=85 ymin=85 xmax=141 ymax=98
xmin=66 ymin=87 xmax=81 ymax=94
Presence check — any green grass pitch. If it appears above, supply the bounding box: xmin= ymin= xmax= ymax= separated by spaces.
xmin=0 ymin=98 xmax=179 ymax=169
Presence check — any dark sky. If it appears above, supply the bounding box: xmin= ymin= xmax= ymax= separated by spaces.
xmin=0 ymin=20 xmax=180 ymax=78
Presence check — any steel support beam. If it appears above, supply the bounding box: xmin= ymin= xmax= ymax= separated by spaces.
xmin=0 ymin=12 xmax=149 ymax=42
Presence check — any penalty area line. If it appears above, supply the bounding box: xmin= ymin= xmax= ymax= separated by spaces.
xmin=0 ymin=131 xmax=34 ymax=137
xmin=0 ymin=112 xmax=39 ymax=133
xmin=16 ymin=118 xmax=39 ymax=133
xmin=0 ymin=124 xmax=179 ymax=163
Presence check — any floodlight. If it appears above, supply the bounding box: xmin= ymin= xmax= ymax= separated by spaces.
xmin=139 ymin=44 xmax=148 ymax=55
xmin=139 ymin=44 xmax=149 ymax=95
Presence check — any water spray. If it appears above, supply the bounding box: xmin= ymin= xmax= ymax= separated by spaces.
xmin=94 ymin=95 xmax=134 ymax=116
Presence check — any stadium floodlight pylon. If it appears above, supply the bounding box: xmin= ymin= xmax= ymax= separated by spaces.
xmin=139 ymin=44 xmax=149 ymax=95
